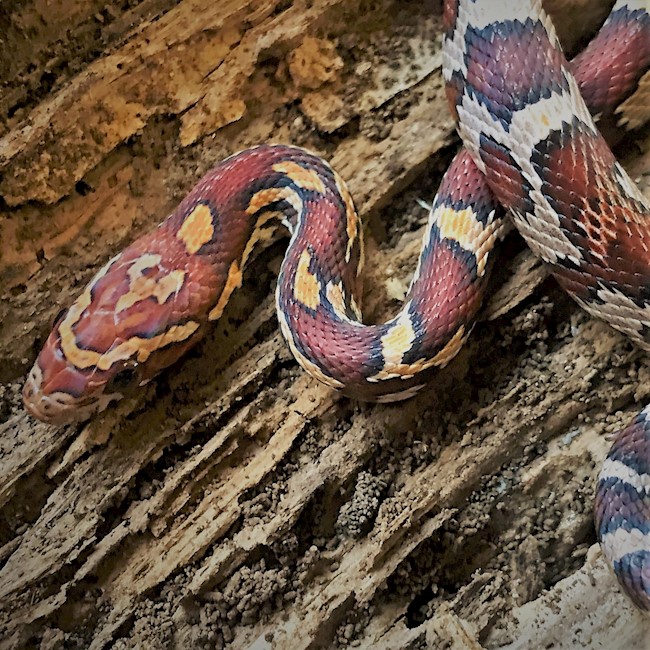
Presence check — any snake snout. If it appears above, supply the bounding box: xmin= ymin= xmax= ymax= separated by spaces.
xmin=23 ymin=370 xmax=72 ymax=425
xmin=22 ymin=364 xmax=94 ymax=425
xmin=23 ymin=388 xmax=56 ymax=425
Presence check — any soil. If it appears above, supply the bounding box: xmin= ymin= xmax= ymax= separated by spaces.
xmin=0 ymin=1 xmax=649 ymax=649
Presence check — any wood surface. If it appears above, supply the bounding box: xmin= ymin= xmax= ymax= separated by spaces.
xmin=0 ymin=1 xmax=649 ymax=648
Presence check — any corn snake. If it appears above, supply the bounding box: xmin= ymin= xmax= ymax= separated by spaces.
xmin=23 ymin=0 xmax=650 ymax=610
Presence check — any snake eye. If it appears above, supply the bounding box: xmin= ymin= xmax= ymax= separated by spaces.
xmin=107 ymin=361 xmax=140 ymax=392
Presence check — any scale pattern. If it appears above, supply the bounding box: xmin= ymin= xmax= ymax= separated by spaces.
xmin=22 ymin=0 xmax=650 ymax=610
xmin=443 ymin=0 xmax=650 ymax=609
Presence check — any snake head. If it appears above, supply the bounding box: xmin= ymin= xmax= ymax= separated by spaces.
xmin=22 ymin=300 xmax=146 ymax=425
xmin=23 ymin=249 xmax=206 ymax=425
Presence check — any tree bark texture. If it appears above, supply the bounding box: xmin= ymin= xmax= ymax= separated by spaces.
xmin=0 ymin=1 xmax=649 ymax=648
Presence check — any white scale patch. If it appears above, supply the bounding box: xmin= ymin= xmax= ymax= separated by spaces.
xmin=456 ymin=92 xmax=498 ymax=173
xmin=613 ymin=0 xmax=646 ymax=13
xmin=511 ymin=203 xmax=581 ymax=265
xmin=574 ymin=289 xmax=650 ymax=352
xmin=601 ymin=526 xmax=650 ymax=565
xmin=612 ymin=161 xmax=650 ymax=208
xmin=442 ymin=14 xmax=469 ymax=81
xmin=507 ymin=74 xmax=593 ymax=158
xmin=600 ymin=458 xmax=650 ymax=495
xmin=458 ymin=0 xmax=544 ymax=31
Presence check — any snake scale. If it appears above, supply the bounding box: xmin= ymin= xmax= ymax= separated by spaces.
xmin=22 ymin=0 xmax=650 ymax=610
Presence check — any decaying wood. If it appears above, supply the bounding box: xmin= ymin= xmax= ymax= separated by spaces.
xmin=486 ymin=546 xmax=649 ymax=649
xmin=1 ymin=0 xmax=649 ymax=648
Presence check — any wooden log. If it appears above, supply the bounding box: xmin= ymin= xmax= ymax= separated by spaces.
xmin=0 ymin=1 xmax=648 ymax=648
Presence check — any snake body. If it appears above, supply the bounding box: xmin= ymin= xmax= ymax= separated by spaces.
xmin=444 ymin=0 xmax=650 ymax=609
xmin=23 ymin=0 xmax=650 ymax=609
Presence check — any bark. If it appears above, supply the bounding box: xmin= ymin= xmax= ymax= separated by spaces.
xmin=0 ymin=0 xmax=649 ymax=648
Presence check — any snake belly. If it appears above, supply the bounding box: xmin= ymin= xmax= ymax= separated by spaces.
xmin=443 ymin=0 xmax=650 ymax=610
xmin=23 ymin=0 xmax=650 ymax=612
